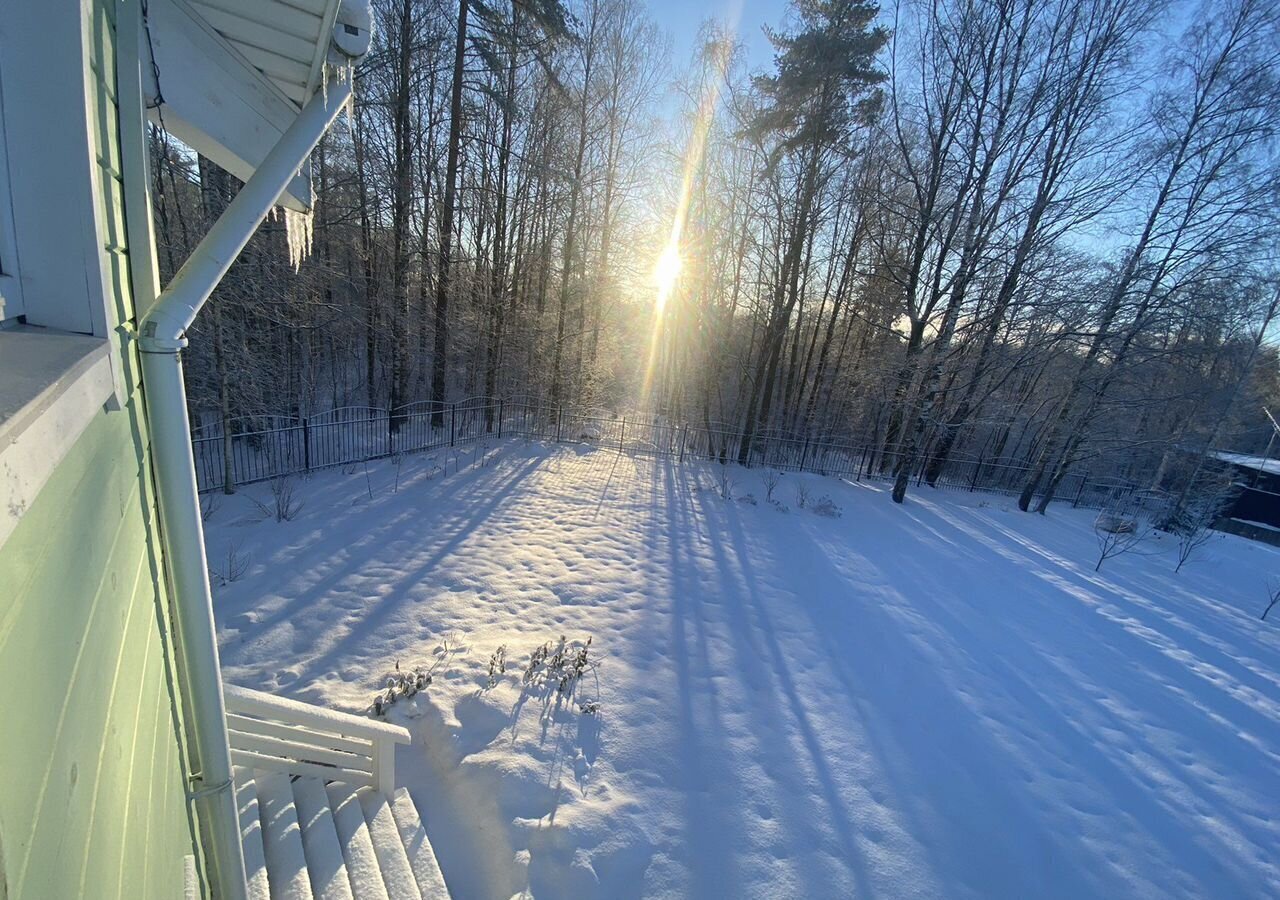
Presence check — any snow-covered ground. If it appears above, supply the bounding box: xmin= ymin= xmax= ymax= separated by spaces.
xmin=205 ymin=441 xmax=1280 ymax=899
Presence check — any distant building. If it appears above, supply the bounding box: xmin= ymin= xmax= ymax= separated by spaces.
xmin=1212 ymin=451 xmax=1280 ymax=536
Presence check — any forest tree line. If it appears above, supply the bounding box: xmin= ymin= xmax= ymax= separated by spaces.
xmin=152 ymin=0 xmax=1280 ymax=508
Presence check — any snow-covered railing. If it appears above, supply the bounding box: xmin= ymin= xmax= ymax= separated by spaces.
xmin=223 ymin=684 xmax=410 ymax=794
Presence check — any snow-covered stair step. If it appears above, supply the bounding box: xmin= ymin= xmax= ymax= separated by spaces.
xmin=357 ymin=786 xmax=424 ymax=900
xmin=326 ymin=783 xmax=391 ymax=900
xmin=234 ymin=768 xmax=271 ymax=900
xmin=256 ymin=771 xmax=315 ymax=900
xmin=292 ymin=778 xmax=356 ymax=900
xmin=388 ymin=788 xmax=449 ymax=899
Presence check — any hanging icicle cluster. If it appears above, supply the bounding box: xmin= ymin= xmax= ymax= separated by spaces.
xmin=272 ymin=61 xmax=355 ymax=272
xmin=283 ymin=205 xmax=314 ymax=271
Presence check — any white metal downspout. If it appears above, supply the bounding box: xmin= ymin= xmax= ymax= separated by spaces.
xmin=138 ymin=78 xmax=352 ymax=900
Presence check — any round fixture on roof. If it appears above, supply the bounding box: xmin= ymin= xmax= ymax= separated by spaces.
xmin=332 ymin=0 xmax=373 ymax=60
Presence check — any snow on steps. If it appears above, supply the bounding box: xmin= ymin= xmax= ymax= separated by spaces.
xmin=388 ymin=788 xmax=448 ymax=899
xmin=293 ymin=778 xmax=355 ymax=900
xmin=358 ymin=786 xmax=424 ymax=900
xmin=327 ymin=783 xmax=391 ymax=900
xmin=237 ymin=769 xmax=448 ymax=900
xmin=234 ymin=770 xmax=271 ymax=900
xmin=256 ymin=771 xmax=314 ymax=900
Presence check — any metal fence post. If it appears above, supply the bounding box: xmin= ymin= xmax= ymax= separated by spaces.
xmin=303 ymin=417 xmax=311 ymax=472
xmin=1073 ymin=476 xmax=1088 ymax=508
xmin=497 ymin=399 xmax=504 ymax=438
xmin=679 ymin=425 xmax=687 ymax=463
xmin=450 ymin=403 xmax=456 ymax=446
xmin=619 ymin=417 xmax=626 ymax=454
xmin=556 ymin=406 xmax=563 ymax=443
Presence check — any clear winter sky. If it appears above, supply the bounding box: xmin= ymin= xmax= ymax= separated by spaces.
xmin=646 ymin=0 xmax=789 ymax=71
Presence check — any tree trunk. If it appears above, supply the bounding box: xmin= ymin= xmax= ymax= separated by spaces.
xmin=431 ymin=0 xmax=470 ymax=427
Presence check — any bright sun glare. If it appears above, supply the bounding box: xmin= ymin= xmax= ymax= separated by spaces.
xmin=653 ymin=243 xmax=682 ymax=304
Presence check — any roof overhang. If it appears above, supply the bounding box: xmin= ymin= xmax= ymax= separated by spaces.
xmin=141 ymin=0 xmax=350 ymax=212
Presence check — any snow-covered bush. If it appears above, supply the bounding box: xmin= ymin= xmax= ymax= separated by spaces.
xmin=1094 ymin=501 xmax=1151 ymax=571
xmin=737 ymin=493 xmax=758 ymax=506
xmin=369 ymin=635 xmax=459 ymax=717
xmin=811 ymin=495 xmax=843 ymax=518
xmin=371 ymin=662 xmax=431 ymax=717
xmin=522 ymin=636 xmax=597 ymax=708
xmin=1095 ymin=512 xmax=1136 ymax=534
xmin=769 ymin=499 xmax=790 ymax=514
xmin=486 ymin=644 xmax=507 ymax=688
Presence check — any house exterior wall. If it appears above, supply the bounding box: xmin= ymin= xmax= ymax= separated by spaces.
xmin=0 ymin=1 xmax=200 ymax=897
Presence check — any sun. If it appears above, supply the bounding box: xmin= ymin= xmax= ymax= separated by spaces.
xmin=653 ymin=242 xmax=682 ymax=305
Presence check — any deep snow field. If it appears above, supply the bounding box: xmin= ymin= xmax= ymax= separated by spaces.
xmin=204 ymin=441 xmax=1280 ymax=899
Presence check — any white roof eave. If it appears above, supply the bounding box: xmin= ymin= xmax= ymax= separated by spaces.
xmin=143 ymin=0 xmax=343 ymax=212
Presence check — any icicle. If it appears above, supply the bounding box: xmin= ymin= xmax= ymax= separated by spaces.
xmin=283 ymin=206 xmax=314 ymax=270
xmin=343 ymin=61 xmax=355 ymax=128
xmin=323 ymin=61 xmax=356 ymax=130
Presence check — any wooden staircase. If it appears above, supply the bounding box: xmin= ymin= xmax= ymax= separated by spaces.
xmin=224 ymin=686 xmax=448 ymax=899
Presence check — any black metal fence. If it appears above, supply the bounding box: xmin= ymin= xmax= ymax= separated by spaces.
xmin=191 ymin=396 xmax=1134 ymax=510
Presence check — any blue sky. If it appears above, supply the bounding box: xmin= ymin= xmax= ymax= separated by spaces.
xmin=645 ymin=0 xmax=790 ymax=71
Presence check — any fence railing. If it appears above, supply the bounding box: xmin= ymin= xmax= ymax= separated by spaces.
xmin=191 ymin=397 xmax=1135 ymax=511
xmin=223 ymin=684 xmax=410 ymax=794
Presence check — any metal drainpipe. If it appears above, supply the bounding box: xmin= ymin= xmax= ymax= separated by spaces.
xmin=138 ymin=78 xmax=353 ymax=899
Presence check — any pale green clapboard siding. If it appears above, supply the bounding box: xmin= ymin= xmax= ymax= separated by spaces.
xmin=0 ymin=0 xmax=201 ymax=897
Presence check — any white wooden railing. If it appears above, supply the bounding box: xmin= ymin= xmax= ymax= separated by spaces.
xmin=223 ymin=684 xmax=411 ymax=794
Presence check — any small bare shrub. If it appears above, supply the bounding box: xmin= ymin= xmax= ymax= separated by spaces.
xmin=200 ymin=493 xmax=221 ymax=523
xmin=269 ymin=475 xmax=303 ymax=521
xmin=1166 ymin=472 xmax=1234 ymax=573
xmin=1263 ymin=582 xmax=1280 ymax=622
xmin=718 ymin=466 xmax=734 ymax=501
xmin=1093 ymin=494 xmax=1154 ymax=571
xmin=762 ymin=470 xmax=782 ymax=503
xmin=1174 ymin=515 xmax=1219 ymax=573
xmin=210 ymin=539 xmax=250 ymax=586
xmin=795 ymin=482 xmax=811 ymax=509
xmin=391 ymin=452 xmax=405 ymax=493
